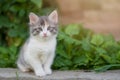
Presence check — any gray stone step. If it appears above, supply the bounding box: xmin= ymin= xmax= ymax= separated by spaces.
xmin=0 ymin=68 xmax=120 ymax=80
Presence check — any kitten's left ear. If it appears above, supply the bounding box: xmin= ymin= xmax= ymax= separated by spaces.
xmin=29 ymin=12 xmax=39 ymax=25
xmin=48 ymin=10 xmax=58 ymax=23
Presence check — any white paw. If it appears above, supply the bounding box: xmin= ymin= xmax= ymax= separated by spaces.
xmin=21 ymin=69 xmax=30 ymax=72
xmin=44 ymin=68 xmax=52 ymax=75
xmin=35 ymin=71 xmax=46 ymax=77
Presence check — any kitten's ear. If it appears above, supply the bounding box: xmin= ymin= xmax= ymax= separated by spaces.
xmin=48 ymin=10 xmax=58 ymax=23
xmin=29 ymin=12 xmax=39 ymax=24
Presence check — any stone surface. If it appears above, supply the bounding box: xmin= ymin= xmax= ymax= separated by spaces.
xmin=0 ymin=68 xmax=120 ymax=80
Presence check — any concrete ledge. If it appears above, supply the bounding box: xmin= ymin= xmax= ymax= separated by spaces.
xmin=0 ymin=68 xmax=120 ymax=80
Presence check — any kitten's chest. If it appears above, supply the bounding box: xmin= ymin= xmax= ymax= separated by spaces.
xmin=28 ymin=38 xmax=56 ymax=54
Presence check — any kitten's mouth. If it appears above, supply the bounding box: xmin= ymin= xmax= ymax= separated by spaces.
xmin=43 ymin=35 xmax=48 ymax=38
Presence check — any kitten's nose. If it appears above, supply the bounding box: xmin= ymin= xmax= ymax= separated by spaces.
xmin=43 ymin=33 xmax=47 ymax=37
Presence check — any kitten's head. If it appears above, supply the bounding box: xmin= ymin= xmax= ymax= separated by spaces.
xmin=29 ymin=10 xmax=58 ymax=40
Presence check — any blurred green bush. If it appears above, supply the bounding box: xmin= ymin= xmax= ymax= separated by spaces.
xmin=54 ymin=24 xmax=120 ymax=71
xmin=0 ymin=0 xmax=120 ymax=72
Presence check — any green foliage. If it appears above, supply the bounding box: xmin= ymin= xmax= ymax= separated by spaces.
xmin=30 ymin=0 xmax=42 ymax=8
xmin=0 ymin=0 xmax=120 ymax=72
xmin=91 ymin=34 xmax=104 ymax=46
xmin=0 ymin=45 xmax=17 ymax=67
xmin=65 ymin=24 xmax=80 ymax=36
xmin=52 ymin=24 xmax=120 ymax=71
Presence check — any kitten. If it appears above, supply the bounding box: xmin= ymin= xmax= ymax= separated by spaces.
xmin=17 ymin=10 xmax=58 ymax=77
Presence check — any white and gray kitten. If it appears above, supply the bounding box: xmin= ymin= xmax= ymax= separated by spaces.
xmin=17 ymin=10 xmax=58 ymax=77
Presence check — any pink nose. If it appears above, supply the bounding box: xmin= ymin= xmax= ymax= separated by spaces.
xmin=43 ymin=33 xmax=47 ymax=36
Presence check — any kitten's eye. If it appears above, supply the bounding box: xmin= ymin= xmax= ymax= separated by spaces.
xmin=33 ymin=28 xmax=39 ymax=32
xmin=38 ymin=27 xmax=42 ymax=31
xmin=47 ymin=26 xmax=57 ymax=34
xmin=47 ymin=27 xmax=53 ymax=30
xmin=34 ymin=28 xmax=37 ymax=31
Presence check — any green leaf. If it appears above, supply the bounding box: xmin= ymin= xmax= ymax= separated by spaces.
xmin=73 ymin=55 xmax=88 ymax=65
xmin=8 ymin=29 xmax=18 ymax=37
xmin=9 ymin=5 xmax=20 ymax=13
xmin=0 ymin=16 xmax=10 ymax=28
xmin=64 ymin=36 xmax=74 ymax=44
xmin=85 ymin=52 xmax=93 ymax=61
xmin=95 ymin=64 xmax=120 ymax=72
xmin=53 ymin=57 xmax=72 ymax=67
xmin=16 ymin=0 xmax=26 ymax=3
xmin=81 ymin=39 xmax=91 ymax=51
xmin=19 ymin=9 xmax=25 ymax=17
xmin=117 ymin=51 xmax=120 ymax=61
xmin=93 ymin=59 xmax=105 ymax=66
xmin=91 ymin=34 xmax=104 ymax=46
xmin=65 ymin=24 xmax=80 ymax=36
xmin=96 ymin=48 xmax=106 ymax=54
xmin=9 ymin=45 xmax=17 ymax=54
xmin=102 ymin=40 xmax=115 ymax=48
xmin=14 ymin=38 xmax=23 ymax=47
xmin=30 ymin=0 xmax=42 ymax=8
xmin=58 ymin=31 xmax=66 ymax=40
xmin=0 ymin=47 xmax=9 ymax=53
xmin=100 ymin=54 xmax=116 ymax=64
xmin=56 ymin=45 xmax=70 ymax=59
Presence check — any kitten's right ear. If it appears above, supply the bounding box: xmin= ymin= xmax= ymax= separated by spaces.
xmin=48 ymin=10 xmax=58 ymax=24
xmin=29 ymin=12 xmax=39 ymax=25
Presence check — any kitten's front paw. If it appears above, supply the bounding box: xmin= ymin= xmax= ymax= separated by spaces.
xmin=44 ymin=68 xmax=52 ymax=75
xmin=35 ymin=71 xmax=46 ymax=77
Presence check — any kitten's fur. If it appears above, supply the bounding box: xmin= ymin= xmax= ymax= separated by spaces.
xmin=17 ymin=10 xmax=58 ymax=77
